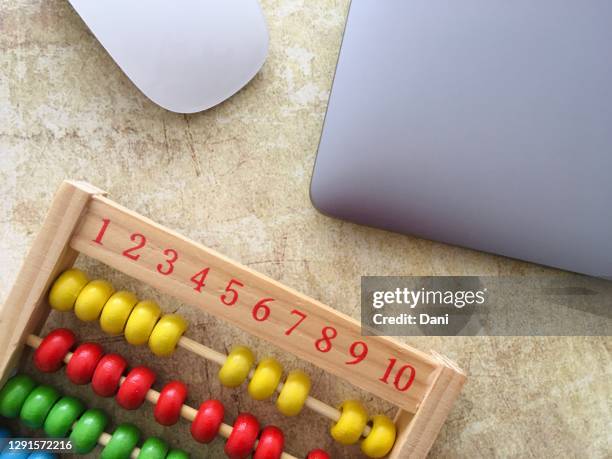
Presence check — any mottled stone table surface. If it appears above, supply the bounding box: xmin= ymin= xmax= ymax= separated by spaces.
xmin=0 ymin=1 xmax=609 ymax=458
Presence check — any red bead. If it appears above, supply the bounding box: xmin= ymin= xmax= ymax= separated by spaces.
xmin=91 ymin=353 xmax=127 ymax=397
xmin=34 ymin=328 xmax=76 ymax=373
xmin=116 ymin=366 xmax=156 ymax=410
xmin=66 ymin=342 xmax=104 ymax=385
xmin=190 ymin=399 xmax=225 ymax=443
xmin=253 ymin=426 xmax=284 ymax=459
xmin=154 ymin=381 xmax=188 ymax=426
xmin=224 ymin=413 xmax=260 ymax=459
xmin=306 ymin=450 xmax=331 ymax=459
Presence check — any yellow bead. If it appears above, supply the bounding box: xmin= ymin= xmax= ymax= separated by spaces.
xmin=218 ymin=346 xmax=255 ymax=388
xmin=276 ymin=370 xmax=311 ymax=416
xmin=248 ymin=358 xmax=283 ymax=400
xmin=48 ymin=269 xmax=89 ymax=312
xmin=99 ymin=291 xmax=138 ymax=335
xmin=124 ymin=300 xmax=161 ymax=346
xmin=330 ymin=400 xmax=368 ymax=445
xmin=360 ymin=415 xmax=396 ymax=458
xmin=74 ymin=280 xmax=114 ymax=322
xmin=148 ymin=314 xmax=188 ymax=356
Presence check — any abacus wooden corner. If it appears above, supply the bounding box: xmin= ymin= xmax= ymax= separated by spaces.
xmin=0 ymin=180 xmax=467 ymax=458
xmin=0 ymin=180 xmax=107 ymax=386
xmin=389 ymin=353 xmax=466 ymax=458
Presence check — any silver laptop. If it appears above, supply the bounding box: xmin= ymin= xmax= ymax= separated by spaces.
xmin=311 ymin=0 xmax=612 ymax=278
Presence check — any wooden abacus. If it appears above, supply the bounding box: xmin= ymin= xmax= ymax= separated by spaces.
xmin=0 ymin=181 xmax=466 ymax=458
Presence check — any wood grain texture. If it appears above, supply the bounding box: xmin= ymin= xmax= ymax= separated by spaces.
xmin=390 ymin=353 xmax=466 ymax=458
xmin=70 ymin=195 xmax=441 ymax=413
xmin=0 ymin=181 xmax=105 ymax=386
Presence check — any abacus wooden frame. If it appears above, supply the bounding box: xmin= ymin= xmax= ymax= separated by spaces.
xmin=0 ymin=180 xmax=466 ymax=458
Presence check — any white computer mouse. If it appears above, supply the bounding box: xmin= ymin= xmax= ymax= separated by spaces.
xmin=69 ymin=0 xmax=269 ymax=113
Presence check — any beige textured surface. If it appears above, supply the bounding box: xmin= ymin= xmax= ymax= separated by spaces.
xmin=0 ymin=1 xmax=610 ymax=458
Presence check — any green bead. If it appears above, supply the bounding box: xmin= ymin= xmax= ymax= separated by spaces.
xmin=100 ymin=424 xmax=140 ymax=459
xmin=43 ymin=396 xmax=85 ymax=437
xmin=69 ymin=408 xmax=108 ymax=454
xmin=19 ymin=385 xmax=60 ymax=429
xmin=136 ymin=437 xmax=168 ymax=459
xmin=0 ymin=375 xmax=36 ymax=418
xmin=166 ymin=449 xmax=189 ymax=459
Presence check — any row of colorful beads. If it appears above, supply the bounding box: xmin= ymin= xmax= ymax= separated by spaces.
xmin=0 ymin=374 xmax=186 ymax=459
xmin=32 ymin=329 xmax=329 ymax=459
xmin=219 ymin=346 xmax=310 ymax=415
xmin=219 ymin=346 xmax=396 ymax=457
xmin=48 ymin=269 xmax=396 ymax=457
xmin=50 ymin=270 xmax=313 ymax=416
xmin=49 ymin=269 xmax=187 ymax=357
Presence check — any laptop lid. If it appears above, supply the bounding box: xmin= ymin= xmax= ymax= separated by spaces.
xmin=310 ymin=0 xmax=612 ymax=278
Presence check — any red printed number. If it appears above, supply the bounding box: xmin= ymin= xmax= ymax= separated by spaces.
xmin=315 ymin=326 xmax=337 ymax=353
xmin=122 ymin=233 xmax=146 ymax=261
xmin=157 ymin=249 xmax=178 ymax=276
xmin=345 ymin=341 xmax=368 ymax=365
xmin=92 ymin=218 xmax=110 ymax=245
xmin=221 ymin=279 xmax=244 ymax=306
xmin=252 ymin=298 xmax=273 ymax=322
xmin=284 ymin=309 xmax=307 ymax=336
xmin=379 ymin=358 xmax=416 ymax=392
xmin=190 ymin=268 xmax=211 ymax=292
